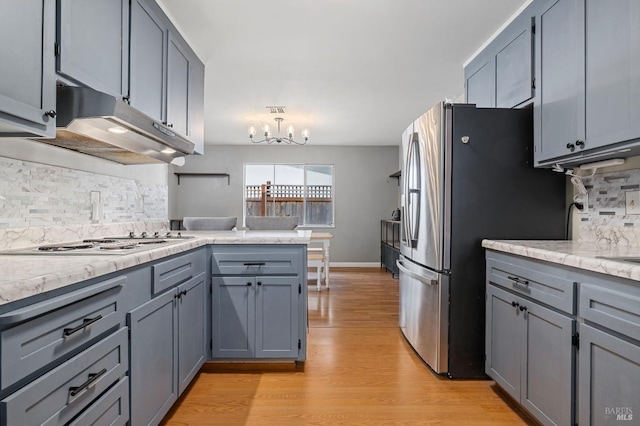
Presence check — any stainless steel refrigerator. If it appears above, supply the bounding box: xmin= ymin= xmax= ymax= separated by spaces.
xmin=398 ymin=102 xmax=566 ymax=378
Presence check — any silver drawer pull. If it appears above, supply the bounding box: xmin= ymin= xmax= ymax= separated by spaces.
xmin=243 ymin=262 xmax=266 ymax=266
xmin=63 ymin=315 xmax=103 ymax=337
xmin=68 ymin=368 xmax=107 ymax=397
xmin=507 ymin=275 xmax=530 ymax=287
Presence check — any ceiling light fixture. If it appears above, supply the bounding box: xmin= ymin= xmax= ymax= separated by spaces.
xmin=248 ymin=117 xmax=309 ymax=145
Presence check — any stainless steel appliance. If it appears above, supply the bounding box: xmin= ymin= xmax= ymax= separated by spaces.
xmin=32 ymin=86 xmax=195 ymax=165
xmin=398 ymin=102 xmax=566 ymax=378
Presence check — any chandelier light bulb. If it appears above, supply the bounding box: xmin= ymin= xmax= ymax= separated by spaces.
xmin=249 ymin=117 xmax=309 ymax=145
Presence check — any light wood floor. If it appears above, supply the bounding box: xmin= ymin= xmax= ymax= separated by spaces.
xmin=162 ymin=268 xmax=534 ymax=425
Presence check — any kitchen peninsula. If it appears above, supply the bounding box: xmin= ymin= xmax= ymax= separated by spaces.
xmin=0 ymin=227 xmax=310 ymax=426
xmin=483 ymin=239 xmax=640 ymax=426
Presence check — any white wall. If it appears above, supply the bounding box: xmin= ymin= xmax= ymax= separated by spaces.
xmin=169 ymin=145 xmax=400 ymax=263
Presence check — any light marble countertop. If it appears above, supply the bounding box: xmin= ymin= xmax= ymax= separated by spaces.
xmin=482 ymin=239 xmax=640 ymax=282
xmin=0 ymin=230 xmax=311 ymax=308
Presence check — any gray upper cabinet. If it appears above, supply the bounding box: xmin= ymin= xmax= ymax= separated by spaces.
xmin=130 ymin=0 xmax=205 ymax=154
xmin=465 ymin=57 xmax=495 ymax=107
xmin=464 ymin=4 xmax=535 ymax=109
xmin=582 ymin=0 xmax=640 ymax=151
xmin=56 ymin=0 xmax=129 ymax=99
xmin=130 ymin=0 xmax=168 ymax=123
xmin=495 ymin=20 xmax=533 ymax=108
xmin=0 ymin=0 xmax=56 ymax=138
xmin=167 ymin=33 xmax=191 ymax=137
xmin=534 ymin=0 xmax=583 ymax=165
xmin=534 ymin=0 xmax=640 ymax=166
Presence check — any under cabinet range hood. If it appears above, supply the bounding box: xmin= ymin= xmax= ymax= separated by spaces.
xmin=34 ymin=86 xmax=195 ymax=165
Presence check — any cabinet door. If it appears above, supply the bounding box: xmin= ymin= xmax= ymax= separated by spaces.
xmin=212 ymin=276 xmax=255 ymax=358
xmin=521 ymin=300 xmax=574 ymax=426
xmin=0 ymin=0 xmax=55 ymax=137
xmin=465 ymin=57 xmax=495 ymax=107
xmin=579 ymin=324 xmax=640 ymax=426
xmin=166 ymin=33 xmax=190 ymax=136
xmin=485 ymin=285 xmax=521 ymax=401
xmin=496 ymin=21 xmax=533 ymax=108
xmin=534 ymin=0 xmax=584 ymax=164
xmin=177 ymin=273 xmax=206 ymax=396
xmin=57 ymin=0 xmax=129 ymax=98
xmin=255 ymin=276 xmax=299 ymax=359
xmin=128 ymin=290 xmax=178 ymax=426
xmin=190 ymin=56 xmax=205 ymax=154
xmin=583 ymin=0 xmax=640 ymax=151
xmin=130 ymin=0 xmax=167 ymax=122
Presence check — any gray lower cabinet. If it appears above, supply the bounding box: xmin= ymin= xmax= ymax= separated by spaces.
xmin=577 ymin=276 xmax=640 ymax=425
xmin=486 ymin=284 xmax=574 ymax=426
xmin=212 ymin=275 xmax=300 ymax=359
xmin=486 ymin=251 xmax=576 ymax=426
xmin=56 ymin=0 xmax=129 ymax=98
xmin=210 ymin=245 xmax=307 ymax=361
xmin=0 ymin=0 xmax=56 ymax=138
xmin=0 ymin=274 xmax=130 ymax=426
xmin=129 ymin=271 xmax=206 ymax=426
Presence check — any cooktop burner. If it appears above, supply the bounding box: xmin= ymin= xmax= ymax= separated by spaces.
xmin=1 ymin=234 xmax=193 ymax=256
xmin=38 ymin=242 xmax=97 ymax=252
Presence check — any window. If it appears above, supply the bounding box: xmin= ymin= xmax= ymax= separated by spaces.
xmin=244 ymin=164 xmax=334 ymax=227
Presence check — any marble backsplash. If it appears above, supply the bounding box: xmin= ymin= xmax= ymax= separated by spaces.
xmin=0 ymin=156 xmax=168 ymax=228
xmin=578 ymin=168 xmax=640 ymax=246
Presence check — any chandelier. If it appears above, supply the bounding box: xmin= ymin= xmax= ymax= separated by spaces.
xmin=249 ymin=117 xmax=309 ymax=145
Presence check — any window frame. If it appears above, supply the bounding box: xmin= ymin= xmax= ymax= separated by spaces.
xmin=243 ymin=163 xmax=335 ymax=228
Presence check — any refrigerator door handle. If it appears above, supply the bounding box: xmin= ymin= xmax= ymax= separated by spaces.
xmin=396 ymin=260 xmax=438 ymax=286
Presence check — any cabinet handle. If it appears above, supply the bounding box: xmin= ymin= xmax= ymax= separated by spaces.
xmin=68 ymin=368 xmax=107 ymax=397
xmin=168 ymin=123 xmax=174 ymax=128
xmin=575 ymin=140 xmax=585 ymax=148
xmin=243 ymin=262 xmax=266 ymax=266
xmin=511 ymin=301 xmax=520 ymax=308
xmin=507 ymin=275 xmax=529 ymax=287
xmin=566 ymin=142 xmax=575 ymax=151
xmin=257 ymin=281 xmax=262 ymax=286
xmin=247 ymin=282 xmax=252 ymax=286
xmin=519 ymin=305 xmax=528 ymax=312
xmin=44 ymin=110 xmax=57 ymax=118
xmin=122 ymin=95 xmax=130 ymax=103
xmin=63 ymin=315 xmax=103 ymax=337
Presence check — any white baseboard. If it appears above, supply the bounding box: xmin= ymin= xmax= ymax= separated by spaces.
xmin=329 ymin=262 xmax=381 ymax=268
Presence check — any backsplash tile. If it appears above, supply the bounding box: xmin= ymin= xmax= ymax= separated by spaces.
xmin=578 ymin=169 xmax=640 ymax=246
xmin=0 ymin=157 xmax=168 ymax=228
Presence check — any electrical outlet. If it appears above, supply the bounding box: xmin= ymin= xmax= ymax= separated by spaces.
xmin=626 ymin=190 xmax=640 ymax=215
xmin=90 ymin=191 xmax=102 ymax=220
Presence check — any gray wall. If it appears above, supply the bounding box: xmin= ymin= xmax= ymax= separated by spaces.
xmin=169 ymin=145 xmax=399 ymax=264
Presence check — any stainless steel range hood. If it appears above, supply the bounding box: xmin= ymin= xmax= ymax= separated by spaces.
xmin=34 ymin=86 xmax=195 ymax=165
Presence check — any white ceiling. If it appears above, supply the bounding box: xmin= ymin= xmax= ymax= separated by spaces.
xmin=157 ymin=0 xmax=528 ymax=146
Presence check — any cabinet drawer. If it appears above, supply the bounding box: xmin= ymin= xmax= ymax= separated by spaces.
xmin=211 ymin=246 xmax=303 ymax=275
xmin=152 ymin=249 xmax=205 ymax=295
xmin=0 ymin=277 xmax=124 ymax=389
xmin=68 ymin=376 xmax=129 ymax=426
xmin=487 ymin=253 xmax=575 ymax=314
xmin=580 ymin=283 xmax=640 ymax=343
xmin=1 ymin=327 xmax=128 ymax=426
